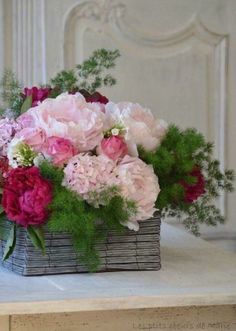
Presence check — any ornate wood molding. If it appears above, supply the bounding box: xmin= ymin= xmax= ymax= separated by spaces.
xmin=64 ymin=1 xmax=228 ymax=216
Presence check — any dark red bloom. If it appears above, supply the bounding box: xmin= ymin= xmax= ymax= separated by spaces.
xmin=85 ymin=91 xmax=109 ymax=104
xmin=180 ymin=167 xmax=205 ymax=203
xmin=24 ymin=86 xmax=51 ymax=107
xmin=0 ymin=157 xmax=9 ymax=188
xmin=2 ymin=167 xmax=52 ymax=227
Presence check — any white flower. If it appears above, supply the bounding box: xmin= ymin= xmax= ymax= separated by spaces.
xmin=7 ymin=137 xmax=37 ymax=168
xmin=33 ymin=153 xmax=45 ymax=167
xmin=7 ymin=137 xmax=23 ymax=168
xmin=111 ymin=128 xmax=120 ymax=136
xmin=104 ymin=102 xmax=168 ymax=156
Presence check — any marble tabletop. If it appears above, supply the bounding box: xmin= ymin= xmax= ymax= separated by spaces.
xmin=0 ymin=223 xmax=236 ymax=316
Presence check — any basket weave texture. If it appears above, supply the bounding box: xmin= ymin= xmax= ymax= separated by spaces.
xmin=0 ymin=216 xmax=161 ymax=276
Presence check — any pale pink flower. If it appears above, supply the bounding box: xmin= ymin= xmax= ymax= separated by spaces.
xmin=97 ymin=136 xmax=128 ymax=161
xmin=20 ymin=93 xmax=105 ymax=152
xmin=44 ymin=136 xmax=77 ymax=167
xmin=16 ymin=127 xmax=46 ymax=152
xmin=117 ymin=155 xmax=160 ymax=231
xmin=63 ymin=153 xmax=118 ymax=205
xmin=17 ymin=113 xmax=34 ymax=128
xmin=0 ymin=118 xmax=20 ymax=156
xmin=105 ymin=102 xmax=168 ymax=156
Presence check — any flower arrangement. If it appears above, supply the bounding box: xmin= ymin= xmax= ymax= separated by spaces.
xmin=0 ymin=49 xmax=234 ymax=271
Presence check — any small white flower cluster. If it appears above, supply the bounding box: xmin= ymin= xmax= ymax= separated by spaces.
xmin=7 ymin=137 xmax=43 ymax=168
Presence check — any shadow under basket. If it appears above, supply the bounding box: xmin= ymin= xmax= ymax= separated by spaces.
xmin=0 ymin=216 xmax=161 ymax=276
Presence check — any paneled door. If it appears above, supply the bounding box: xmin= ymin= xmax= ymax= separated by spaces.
xmin=1 ymin=0 xmax=236 ymax=246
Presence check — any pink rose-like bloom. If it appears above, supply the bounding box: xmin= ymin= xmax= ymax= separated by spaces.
xmin=16 ymin=127 xmax=46 ymax=152
xmin=63 ymin=153 xmax=118 ymax=205
xmin=24 ymin=86 xmax=51 ymax=107
xmin=0 ymin=118 xmax=20 ymax=156
xmin=45 ymin=136 xmax=77 ymax=166
xmin=97 ymin=136 xmax=128 ymax=161
xmin=117 ymin=155 xmax=160 ymax=231
xmin=20 ymin=93 xmax=105 ymax=152
xmin=105 ymin=102 xmax=168 ymax=156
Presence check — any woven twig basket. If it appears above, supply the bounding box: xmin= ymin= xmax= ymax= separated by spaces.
xmin=0 ymin=215 xmax=161 ymax=276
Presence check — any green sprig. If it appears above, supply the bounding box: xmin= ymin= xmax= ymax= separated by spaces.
xmin=50 ymin=49 xmax=120 ymax=94
xmin=0 ymin=70 xmax=24 ymax=117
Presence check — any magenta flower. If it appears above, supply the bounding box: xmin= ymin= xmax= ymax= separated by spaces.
xmin=24 ymin=86 xmax=51 ymax=107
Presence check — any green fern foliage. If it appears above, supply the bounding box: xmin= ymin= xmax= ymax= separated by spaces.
xmin=50 ymin=49 xmax=120 ymax=94
xmin=139 ymin=125 xmax=234 ymax=235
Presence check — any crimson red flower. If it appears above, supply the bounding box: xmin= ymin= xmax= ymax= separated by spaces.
xmin=24 ymin=86 xmax=51 ymax=107
xmin=85 ymin=91 xmax=109 ymax=104
xmin=2 ymin=167 xmax=52 ymax=227
xmin=180 ymin=167 xmax=205 ymax=203
xmin=0 ymin=157 xmax=9 ymax=188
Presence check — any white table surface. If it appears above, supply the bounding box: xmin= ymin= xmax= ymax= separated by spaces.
xmin=0 ymin=223 xmax=236 ymax=316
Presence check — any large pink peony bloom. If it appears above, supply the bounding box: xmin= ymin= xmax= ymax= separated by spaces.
xmin=104 ymin=102 xmax=168 ymax=156
xmin=0 ymin=118 xmax=20 ymax=156
xmin=17 ymin=93 xmax=105 ymax=152
xmin=117 ymin=155 xmax=160 ymax=230
xmin=63 ymin=153 xmax=118 ymax=205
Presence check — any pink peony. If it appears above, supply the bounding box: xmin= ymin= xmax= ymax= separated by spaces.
xmin=97 ymin=136 xmax=128 ymax=161
xmin=16 ymin=127 xmax=46 ymax=152
xmin=20 ymin=93 xmax=105 ymax=152
xmin=116 ymin=155 xmax=160 ymax=230
xmin=63 ymin=153 xmax=118 ymax=205
xmin=0 ymin=118 xmax=20 ymax=156
xmin=44 ymin=136 xmax=77 ymax=166
xmin=2 ymin=167 xmax=52 ymax=227
xmin=24 ymin=86 xmax=51 ymax=107
xmin=105 ymin=102 xmax=168 ymax=156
